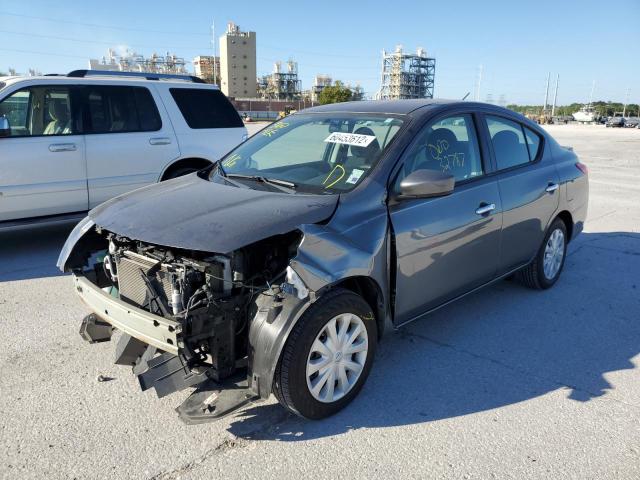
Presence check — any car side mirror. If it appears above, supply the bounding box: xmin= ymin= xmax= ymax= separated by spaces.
xmin=398 ymin=169 xmax=455 ymax=199
xmin=0 ymin=116 xmax=10 ymax=138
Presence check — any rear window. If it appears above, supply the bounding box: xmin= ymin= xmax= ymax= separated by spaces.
xmin=170 ymin=88 xmax=243 ymax=129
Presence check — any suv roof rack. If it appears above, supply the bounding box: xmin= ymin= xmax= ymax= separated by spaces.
xmin=67 ymin=69 xmax=207 ymax=84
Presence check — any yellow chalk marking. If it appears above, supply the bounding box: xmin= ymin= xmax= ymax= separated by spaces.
xmin=322 ymin=164 xmax=345 ymax=189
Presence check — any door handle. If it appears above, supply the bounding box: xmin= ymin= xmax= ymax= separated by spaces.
xmin=149 ymin=137 xmax=171 ymax=145
xmin=545 ymin=183 xmax=559 ymax=193
xmin=48 ymin=143 xmax=76 ymax=152
xmin=475 ymin=203 xmax=496 ymax=215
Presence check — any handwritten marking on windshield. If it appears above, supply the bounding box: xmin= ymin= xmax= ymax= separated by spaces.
xmin=323 ymin=164 xmax=346 ymax=189
xmin=262 ymin=122 xmax=289 ymax=137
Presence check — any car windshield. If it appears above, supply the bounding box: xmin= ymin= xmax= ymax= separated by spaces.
xmin=213 ymin=113 xmax=404 ymax=194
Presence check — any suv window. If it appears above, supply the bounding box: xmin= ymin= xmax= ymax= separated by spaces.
xmin=486 ymin=116 xmax=537 ymax=170
xmin=84 ymin=86 xmax=161 ymax=134
xmin=0 ymin=86 xmax=76 ymax=137
xmin=395 ymin=114 xmax=483 ymax=189
xmin=170 ymin=88 xmax=243 ymax=129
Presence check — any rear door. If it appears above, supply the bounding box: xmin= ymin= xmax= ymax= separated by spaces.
xmin=0 ymin=84 xmax=87 ymax=221
xmin=482 ymin=115 xmax=560 ymax=274
xmin=389 ymin=112 xmax=503 ymax=324
xmin=81 ymin=84 xmax=179 ymax=208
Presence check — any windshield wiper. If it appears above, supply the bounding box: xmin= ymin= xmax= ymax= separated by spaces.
xmin=224 ymin=173 xmax=297 ymax=193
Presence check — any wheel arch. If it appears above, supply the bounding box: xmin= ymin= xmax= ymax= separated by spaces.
xmin=555 ymin=210 xmax=574 ymax=242
xmin=321 ymin=275 xmax=386 ymax=340
xmin=159 ymin=157 xmax=213 ymax=181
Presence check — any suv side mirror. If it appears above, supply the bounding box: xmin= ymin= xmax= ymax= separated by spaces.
xmin=0 ymin=116 xmax=10 ymax=138
xmin=399 ymin=169 xmax=455 ymax=199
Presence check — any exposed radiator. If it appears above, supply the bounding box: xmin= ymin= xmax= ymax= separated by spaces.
xmin=116 ymin=251 xmax=175 ymax=307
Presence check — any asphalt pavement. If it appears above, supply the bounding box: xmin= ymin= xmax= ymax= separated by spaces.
xmin=0 ymin=123 xmax=638 ymax=479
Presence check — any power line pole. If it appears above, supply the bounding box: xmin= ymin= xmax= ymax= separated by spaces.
xmin=623 ymin=87 xmax=630 ymax=117
xmin=551 ymin=74 xmax=559 ymax=117
xmin=475 ymin=64 xmax=483 ymax=101
xmin=211 ymin=20 xmax=218 ymax=84
xmin=543 ymin=72 xmax=550 ymax=114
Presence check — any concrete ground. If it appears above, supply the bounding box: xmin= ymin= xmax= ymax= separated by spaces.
xmin=0 ymin=124 xmax=638 ymax=479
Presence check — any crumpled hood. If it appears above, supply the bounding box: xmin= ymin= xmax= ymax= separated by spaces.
xmin=89 ymin=173 xmax=338 ymax=253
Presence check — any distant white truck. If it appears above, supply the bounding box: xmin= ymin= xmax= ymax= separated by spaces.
xmin=0 ymin=70 xmax=247 ymax=226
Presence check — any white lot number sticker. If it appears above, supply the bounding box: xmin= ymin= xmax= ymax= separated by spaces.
xmin=346 ymin=169 xmax=365 ymax=184
xmin=324 ymin=132 xmax=377 ymax=147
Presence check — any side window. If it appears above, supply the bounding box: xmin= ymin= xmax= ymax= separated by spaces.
xmin=523 ymin=126 xmax=541 ymax=160
xmin=396 ymin=114 xmax=483 ymax=190
xmin=85 ymin=86 xmax=161 ymax=134
xmin=169 ymin=88 xmax=244 ymax=129
xmin=0 ymin=87 xmax=74 ymax=137
xmin=0 ymin=90 xmax=30 ymax=136
xmin=486 ymin=116 xmax=531 ymax=170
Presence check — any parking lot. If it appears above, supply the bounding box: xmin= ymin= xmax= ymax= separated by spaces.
xmin=0 ymin=123 xmax=638 ymax=479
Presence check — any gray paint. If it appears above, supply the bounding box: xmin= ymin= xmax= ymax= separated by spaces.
xmin=59 ymin=100 xmax=589 ymax=401
xmin=86 ymin=172 xmax=338 ymax=253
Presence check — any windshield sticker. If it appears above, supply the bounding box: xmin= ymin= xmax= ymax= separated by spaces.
xmin=324 ymin=132 xmax=377 ymax=147
xmin=345 ymin=169 xmax=364 ymax=184
xmin=322 ymin=164 xmax=346 ymax=189
xmin=222 ymin=153 xmax=241 ymax=168
xmin=262 ymin=122 xmax=289 ymax=137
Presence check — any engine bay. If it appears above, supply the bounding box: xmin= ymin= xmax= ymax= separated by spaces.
xmin=78 ymin=227 xmax=302 ymax=382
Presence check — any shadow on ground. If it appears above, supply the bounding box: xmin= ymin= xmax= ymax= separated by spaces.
xmin=228 ymin=232 xmax=640 ymax=441
xmin=0 ymin=223 xmax=74 ymax=282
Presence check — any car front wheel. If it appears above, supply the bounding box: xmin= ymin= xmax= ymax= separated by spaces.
xmin=273 ymin=288 xmax=377 ymax=419
xmin=519 ymin=218 xmax=568 ymax=289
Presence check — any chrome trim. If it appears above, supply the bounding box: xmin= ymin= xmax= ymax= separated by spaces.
xmin=545 ymin=183 xmax=559 ymax=193
xmin=475 ymin=203 xmax=496 ymax=215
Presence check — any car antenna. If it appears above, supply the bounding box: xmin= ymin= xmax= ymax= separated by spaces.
xmin=462 ymin=92 xmax=471 ymax=101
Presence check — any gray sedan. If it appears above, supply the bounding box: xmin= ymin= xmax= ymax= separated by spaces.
xmin=59 ymin=99 xmax=589 ymax=422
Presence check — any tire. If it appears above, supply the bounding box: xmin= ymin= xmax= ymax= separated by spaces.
xmin=273 ymin=288 xmax=377 ymax=419
xmin=518 ymin=218 xmax=568 ymax=290
xmin=162 ymin=167 xmax=199 ymax=180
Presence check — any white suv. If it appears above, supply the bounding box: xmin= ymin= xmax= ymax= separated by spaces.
xmin=0 ymin=70 xmax=247 ymax=226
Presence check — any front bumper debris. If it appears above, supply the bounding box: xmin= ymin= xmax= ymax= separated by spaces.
xmin=73 ymin=273 xmax=259 ymax=423
xmin=73 ymin=274 xmax=179 ymax=355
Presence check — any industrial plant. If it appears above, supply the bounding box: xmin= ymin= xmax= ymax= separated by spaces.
xmin=88 ymin=48 xmax=188 ymax=74
xmin=80 ymin=23 xmax=440 ymax=113
xmin=378 ymin=46 xmax=436 ymax=100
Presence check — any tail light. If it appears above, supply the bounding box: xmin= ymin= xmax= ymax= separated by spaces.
xmin=576 ymin=162 xmax=588 ymax=175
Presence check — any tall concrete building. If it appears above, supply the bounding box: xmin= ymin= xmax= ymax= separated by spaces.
xmin=219 ymin=22 xmax=257 ymax=98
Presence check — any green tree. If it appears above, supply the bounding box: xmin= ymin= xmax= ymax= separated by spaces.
xmin=318 ymin=81 xmax=353 ymax=105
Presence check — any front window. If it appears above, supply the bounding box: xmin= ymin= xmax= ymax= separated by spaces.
xmin=0 ymin=86 xmax=75 ymax=137
xmin=215 ymin=113 xmax=404 ymax=193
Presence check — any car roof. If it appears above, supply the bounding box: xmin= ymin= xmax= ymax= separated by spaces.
xmin=1 ymin=74 xmax=216 ymax=89
xmin=304 ymin=99 xmax=462 ymax=115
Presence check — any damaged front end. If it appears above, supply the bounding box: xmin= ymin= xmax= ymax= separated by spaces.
xmin=60 ymin=219 xmax=310 ymax=423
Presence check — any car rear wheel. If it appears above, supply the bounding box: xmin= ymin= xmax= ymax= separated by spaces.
xmin=273 ymin=288 xmax=377 ymax=419
xmin=518 ymin=218 xmax=568 ymax=289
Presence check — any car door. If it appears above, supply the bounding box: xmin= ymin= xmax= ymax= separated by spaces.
xmin=389 ymin=113 xmax=503 ymax=324
xmin=81 ymin=84 xmax=179 ymax=208
xmin=0 ymin=84 xmax=87 ymax=222
xmin=483 ymin=115 xmax=560 ymax=275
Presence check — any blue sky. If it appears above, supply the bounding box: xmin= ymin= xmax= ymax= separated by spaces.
xmin=1 ymin=0 xmax=638 ymax=104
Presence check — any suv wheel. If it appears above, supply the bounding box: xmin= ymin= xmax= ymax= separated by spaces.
xmin=273 ymin=288 xmax=377 ymax=419
xmin=519 ymin=218 xmax=568 ymax=289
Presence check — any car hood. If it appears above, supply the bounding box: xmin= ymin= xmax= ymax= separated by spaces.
xmin=89 ymin=173 xmax=339 ymax=253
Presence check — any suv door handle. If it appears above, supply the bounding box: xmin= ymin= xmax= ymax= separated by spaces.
xmin=545 ymin=183 xmax=559 ymax=193
xmin=475 ymin=203 xmax=496 ymax=215
xmin=149 ymin=137 xmax=171 ymax=145
xmin=49 ymin=143 xmax=76 ymax=152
